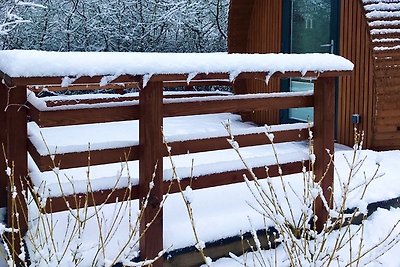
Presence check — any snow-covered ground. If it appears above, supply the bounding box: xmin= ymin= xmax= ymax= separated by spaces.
xmin=19 ymin=148 xmax=400 ymax=266
xmin=208 ymin=207 xmax=400 ymax=267
xmin=2 ymin=112 xmax=400 ymax=266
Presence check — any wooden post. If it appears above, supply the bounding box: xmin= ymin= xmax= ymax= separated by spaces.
xmin=6 ymin=85 xmax=28 ymax=262
xmin=139 ymin=81 xmax=164 ymax=266
xmin=313 ymin=77 xmax=335 ymax=232
xmin=0 ymin=82 xmax=7 ymax=209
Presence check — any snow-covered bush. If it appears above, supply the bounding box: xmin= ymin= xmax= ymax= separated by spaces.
xmin=220 ymin=126 xmax=400 ymax=267
xmin=0 ymin=146 xmax=166 ymax=267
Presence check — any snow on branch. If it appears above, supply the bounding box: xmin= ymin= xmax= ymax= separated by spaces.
xmin=0 ymin=0 xmax=45 ymax=35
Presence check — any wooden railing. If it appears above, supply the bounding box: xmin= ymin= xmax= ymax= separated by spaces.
xmin=0 ymin=70 xmax=350 ymax=266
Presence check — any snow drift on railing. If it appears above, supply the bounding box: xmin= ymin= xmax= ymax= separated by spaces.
xmin=0 ymin=50 xmax=353 ymax=79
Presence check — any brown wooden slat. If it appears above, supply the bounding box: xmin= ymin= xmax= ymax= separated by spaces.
xmin=313 ymin=77 xmax=335 ymax=231
xmin=374 ymin=131 xmax=400 ymax=140
xmin=29 ymin=104 xmax=140 ymax=127
xmin=171 ymin=161 xmax=308 ymax=196
xmin=371 ymin=32 xmax=400 ymax=40
xmin=44 ymin=186 xmax=140 ymax=213
xmin=44 ymin=160 xmax=308 ymax=213
xmin=138 ymin=81 xmax=164 ymax=266
xmin=11 ymin=74 xmax=142 ymax=87
xmin=151 ymin=71 xmax=352 ymax=83
xmin=374 ymin=125 xmax=399 ymax=133
xmin=30 ymin=80 xmax=232 ymax=93
xmin=169 ymin=128 xmax=309 ymax=156
xmin=6 ymin=85 xmax=28 ymax=262
xmin=29 ymin=94 xmax=313 ymax=127
xmin=0 ymin=83 xmax=7 ymax=208
xmin=30 ymin=128 xmax=311 ymax=172
xmin=375 ymin=67 xmax=400 ymax=78
xmin=367 ymin=16 xmax=400 ymax=23
xmin=373 ymin=138 xmax=400 ymax=150
xmin=373 ymin=49 xmax=400 ymax=57
xmin=163 ymin=94 xmax=314 ymax=117
xmin=28 ymin=140 xmax=140 ymax=171
xmin=372 ymin=41 xmax=400 ymax=47
xmin=376 ymin=108 xmax=400 ymax=118
xmin=11 ymin=70 xmax=352 ymax=88
xmin=370 ymin=24 xmax=400 ymax=30
xmin=44 ymin=92 xmax=231 ymax=108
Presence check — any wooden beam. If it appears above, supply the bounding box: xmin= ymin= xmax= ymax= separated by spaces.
xmin=313 ymin=77 xmax=335 ymax=232
xmin=9 ymin=70 xmax=352 ymax=87
xmin=163 ymin=94 xmax=314 ymax=117
xmin=11 ymin=74 xmax=142 ymax=87
xmin=0 ymin=82 xmax=7 ymax=208
xmin=167 ymin=128 xmax=310 ymax=156
xmin=28 ymin=140 xmax=140 ymax=171
xmin=139 ymin=81 xmax=164 ymax=266
xmin=43 ymin=92 xmax=231 ymax=107
xmin=30 ymin=128 xmax=310 ymax=172
xmin=29 ymin=80 xmax=232 ymax=93
xmin=150 ymin=71 xmax=352 ymax=83
xmin=28 ymin=104 xmax=140 ymax=127
xmin=6 ymin=85 xmax=28 ymax=262
xmin=29 ymin=93 xmax=313 ymax=127
xmin=44 ymin=160 xmax=308 ymax=213
xmin=45 ymin=186 xmax=140 ymax=213
xmin=171 ymin=161 xmax=308 ymax=193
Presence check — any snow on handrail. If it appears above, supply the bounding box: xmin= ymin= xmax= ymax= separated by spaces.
xmin=0 ymin=50 xmax=353 ymax=82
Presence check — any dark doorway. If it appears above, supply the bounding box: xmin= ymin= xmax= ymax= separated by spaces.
xmin=281 ymin=0 xmax=340 ymax=123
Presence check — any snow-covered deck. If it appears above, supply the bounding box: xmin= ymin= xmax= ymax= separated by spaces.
xmin=0 ymin=50 xmax=355 ymax=266
xmin=27 ymin=113 xmax=311 ymax=197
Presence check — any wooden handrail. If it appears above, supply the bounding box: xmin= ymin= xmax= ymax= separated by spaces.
xmin=28 ymin=92 xmax=313 ymax=127
xmin=29 ymin=127 xmax=311 ymax=172
xmin=44 ymin=161 xmax=309 ymax=213
xmin=6 ymin=70 xmax=353 ymax=86
xmin=29 ymin=80 xmax=232 ymax=93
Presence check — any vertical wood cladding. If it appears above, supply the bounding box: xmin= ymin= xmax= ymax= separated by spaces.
xmin=338 ymin=0 xmax=375 ymax=148
xmin=228 ymin=0 xmax=282 ymax=125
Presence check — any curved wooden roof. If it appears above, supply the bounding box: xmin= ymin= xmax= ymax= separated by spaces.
xmin=362 ymin=0 xmax=400 ymax=149
xmin=364 ymin=0 xmax=400 ymax=76
xmin=227 ymin=0 xmax=255 ymax=53
xmin=227 ymin=0 xmax=283 ymax=125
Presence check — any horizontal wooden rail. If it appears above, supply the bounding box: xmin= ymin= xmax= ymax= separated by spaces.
xmin=28 ymin=93 xmax=314 ymax=127
xmin=7 ymin=70 xmax=352 ymax=87
xmin=28 ymin=103 xmax=140 ymax=127
xmin=29 ymin=80 xmax=232 ymax=93
xmin=44 ymin=92 xmax=232 ymax=107
xmin=43 ymin=160 xmax=308 ymax=213
xmin=163 ymin=94 xmax=313 ymax=117
xmin=29 ymin=128 xmax=311 ymax=172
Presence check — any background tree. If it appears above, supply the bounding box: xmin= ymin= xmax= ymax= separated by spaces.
xmin=2 ymin=0 xmax=229 ymax=52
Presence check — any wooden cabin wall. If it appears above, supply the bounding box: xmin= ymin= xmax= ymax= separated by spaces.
xmin=338 ymin=0 xmax=374 ymax=148
xmin=363 ymin=0 xmax=400 ymax=150
xmin=228 ymin=0 xmax=282 ymax=126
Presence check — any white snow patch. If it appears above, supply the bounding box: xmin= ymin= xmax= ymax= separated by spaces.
xmin=0 ymin=51 xmax=354 ymax=79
